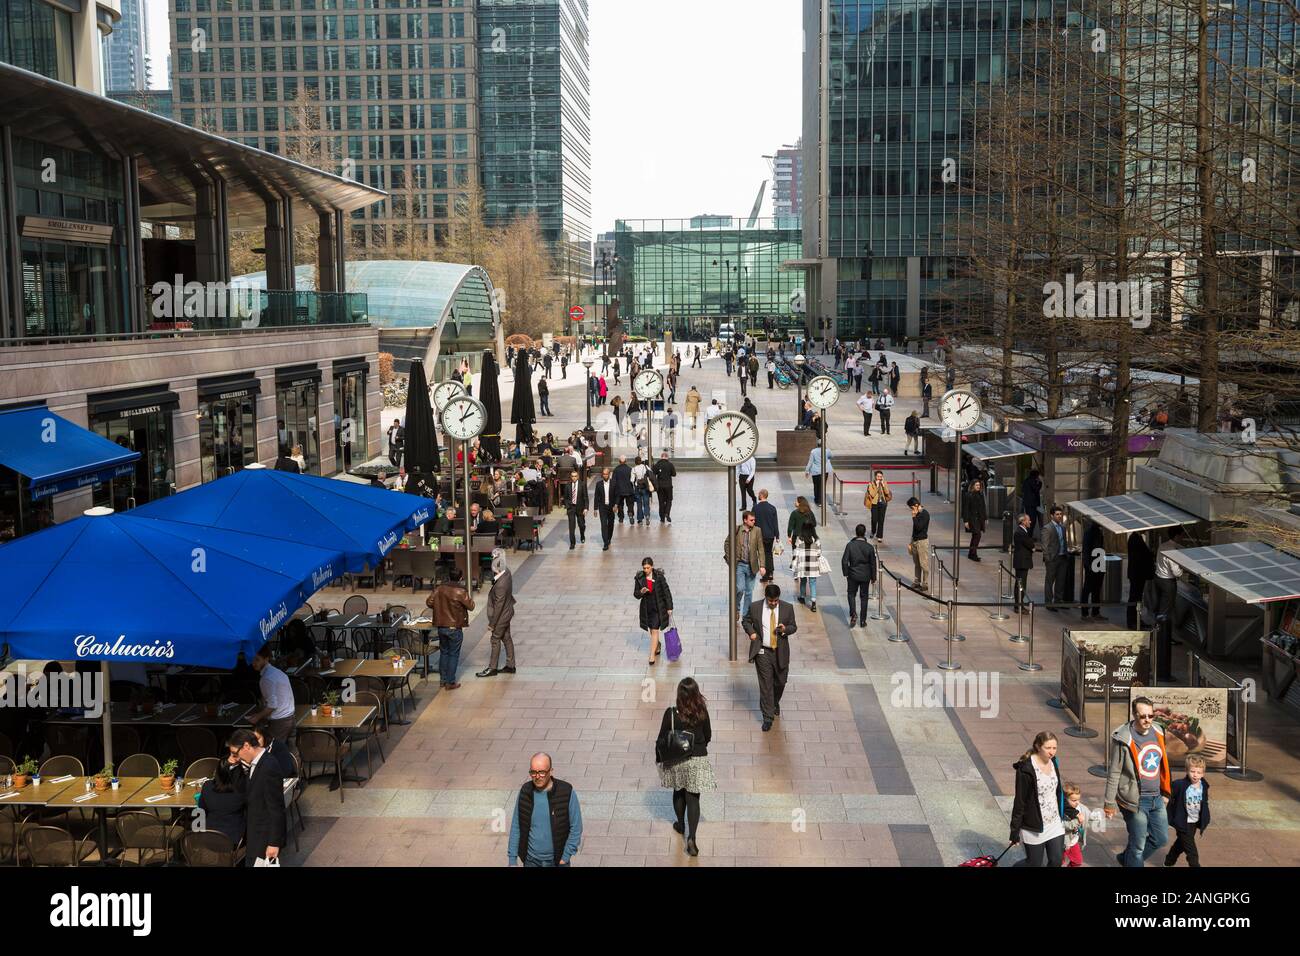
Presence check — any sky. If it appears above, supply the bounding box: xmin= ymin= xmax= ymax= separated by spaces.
xmin=143 ymin=0 xmax=804 ymax=234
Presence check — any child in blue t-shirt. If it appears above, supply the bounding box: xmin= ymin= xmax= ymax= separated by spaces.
xmin=1165 ymin=755 xmax=1210 ymax=867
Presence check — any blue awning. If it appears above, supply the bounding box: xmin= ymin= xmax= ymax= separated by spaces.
xmin=0 ymin=405 xmax=140 ymax=500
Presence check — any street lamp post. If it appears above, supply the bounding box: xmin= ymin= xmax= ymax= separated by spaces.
xmin=793 ymin=354 xmax=807 ymax=429
xmin=582 ymin=359 xmax=594 ymax=431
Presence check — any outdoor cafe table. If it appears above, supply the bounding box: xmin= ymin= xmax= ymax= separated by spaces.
xmin=44 ymin=702 xmax=254 ymax=729
xmin=293 ymin=704 xmax=378 ymax=792
xmin=309 ymin=613 xmax=398 ymax=658
xmin=39 ymin=776 xmax=161 ymax=864
xmin=313 ymin=659 xmax=416 ymax=724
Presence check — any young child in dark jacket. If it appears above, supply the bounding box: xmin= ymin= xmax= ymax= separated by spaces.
xmin=1165 ymin=755 xmax=1210 ymax=867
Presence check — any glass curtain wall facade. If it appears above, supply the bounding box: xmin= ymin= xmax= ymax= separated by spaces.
xmin=477 ymin=0 xmax=592 ymax=281
xmin=103 ymin=0 xmax=149 ymax=93
xmin=0 ymin=0 xmax=76 ymax=85
xmin=613 ymin=219 xmax=804 ymax=337
xmin=169 ymin=0 xmax=477 ymax=250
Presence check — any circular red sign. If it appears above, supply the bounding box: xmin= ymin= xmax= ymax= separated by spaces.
xmin=569 ymin=306 xmax=585 ymax=320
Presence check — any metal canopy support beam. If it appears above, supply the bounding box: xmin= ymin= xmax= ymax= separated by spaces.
xmin=192 ymin=175 xmax=222 ymax=286
xmin=334 ymin=209 xmax=347 ymax=295
xmin=318 ymin=210 xmax=337 ymax=293
xmin=264 ymin=197 xmax=288 ymax=292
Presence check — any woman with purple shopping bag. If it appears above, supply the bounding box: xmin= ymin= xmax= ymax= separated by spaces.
xmin=634 ymin=557 xmax=674 ymax=666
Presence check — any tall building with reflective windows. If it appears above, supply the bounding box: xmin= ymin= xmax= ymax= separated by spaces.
xmin=102 ymin=0 xmax=149 ymax=92
xmin=168 ymin=0 xmax=591 ymax=275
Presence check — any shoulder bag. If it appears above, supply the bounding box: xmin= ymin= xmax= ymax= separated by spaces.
xmin=655 ymin=708 xmax=695 ymax=767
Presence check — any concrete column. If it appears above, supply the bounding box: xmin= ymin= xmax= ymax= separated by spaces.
xmin=317 ymin=211 xmax=336 ymax=292
xmin=192 ymin=178 xmax=223 ymax=286
xmin=264 ymin=198 xmax=288 ymax=292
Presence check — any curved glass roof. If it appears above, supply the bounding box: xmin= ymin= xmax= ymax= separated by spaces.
xmin=235 ymin=261 xmax=495 ymax=338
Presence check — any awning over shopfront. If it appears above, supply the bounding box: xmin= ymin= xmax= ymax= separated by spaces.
xmin=1164 ymin=542 xmax=1300 ymax=605
xmin=966 ymin=438 xmax=1037 ymax=462
xmin=1068 ymin=492 xmax=1199 ymax=535
xmin=0 ymin=405 xmax=140 ymax=501
xmin=921 ymin=415 xmax=998 ymax=443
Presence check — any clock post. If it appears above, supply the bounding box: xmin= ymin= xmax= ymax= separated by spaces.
xmin=727 ymin=464 xmax=738 ymax=661
xmin=953 ymin=425 xmax=963 ymax=585
xmin=704 ymin=410 xmax=759 ymax=663
xmin=938 ymin=388 xmax=981 ymax=586
xmin=806 ymin=375 xmax=840 ymax=527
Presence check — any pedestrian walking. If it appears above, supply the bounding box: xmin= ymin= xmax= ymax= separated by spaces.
xmin=864 ymin=470 xmax=892 ymax=542
xmin=748 ymin=354 xmax=760 ymax=387
xmin=737 ymin=455 xmax=757 ymax=510
xmin=841 ymin=524 xmax=878 ymax=627
xmin=1042 ymin=505 xmax=1068 ymax=610
xmin=632 ymin=455 xmax=654 ymax=526
xmin=889 ymin=361 xmax=901 ymax=396
xmin=593 ymin=467 xmax=617 ymax=551
xmin=904 ymin=409 xmax=922 ymax=455
xmin=1126 ymin=532 xmax=1155 ymax=629
xmin=1080 ymin=519 xmax=1105 ymax=618
xmin=598 ymin=375 xmax=609 ymax=406
xmin=922 ymin=380 xmax=933 ymax=418
xmin=741 ymin=583 xmax=798 ymax=732
xmin=754 ymin=489 xmax=779 ymax=583
xmin=877 ymin=388 xmax=895 ymax=434
xmin=804 ymin=444 xmax=830 ymax=506
xmin=846 ymin=352 xmax=859 ymax=392
xmin=1104 ymin=697 xmax=1171 ymax=868
xmin=656 ymin=678 xmax=716 ymax=857
xmin=634 ymin=556 xmax=674 ymax=665
xmin=652 ymin=451 xmax=676 ymax=523
xmin=964 ymin=478 xmax=987 ymax=561
xmin=786 ymin=495 xmax=817 ymax=555
xmin=907 ymin=497 xmax=930 ymax=591
xmin=1012 ymin=513 xmax=1034 ymax=613
xmin=684 ymin=386 xmax=702 ymax=430
xmin=856 ymin=392 xmax=875 ymax=436
xmin=791 ymin=520 xmax=823 ymax=612
xmin=564 ymin=468 xmax=588 ymax=550
xmin=1009 ymin=731 xmax=1066 ymax=867
xmin=691 ymin=346 xmax=702 ymax=369
xmin=478 ymin=549 xmax=517 ymax=678
xmin=226 ymin=729 xmax=287 ymax=867
xmin=537 ymin=377 xmax=552 ymax=417
xmin=611 ymin=394 xmax=625 ymax=433
xmin=386 ymin=418 xmax=405 ymax=468
xmin=508 ymin=753 xmax=583 ymax=867
xmin=766 ymin=356 xmax=777 ymax=389
xmin=725 ymin=511 xmax=767 ymax=619
xmin=427 ymin=567 xmax=474 ymax=688
xmin=1165 ymin=756 xmax=1210 ymax=868
xmin=868 ymin=364 xmax=882 ymax=395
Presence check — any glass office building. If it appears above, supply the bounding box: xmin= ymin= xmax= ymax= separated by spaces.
xmin=613 ymin=218 xmax=804 ymax=337
xmin=102 ymin=0 xmax=148 ymax=92
xmin=478 ymin=0 xmax=592 ymax=281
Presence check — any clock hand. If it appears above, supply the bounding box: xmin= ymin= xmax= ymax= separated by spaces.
xmin=728 ymin=426 xmax=749 ymax=445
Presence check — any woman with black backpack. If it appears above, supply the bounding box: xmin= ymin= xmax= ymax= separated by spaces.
xmin=656 ymin=678 xmax=715 ymax=857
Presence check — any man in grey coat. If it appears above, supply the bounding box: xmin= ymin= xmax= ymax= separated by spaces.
xmin=1041 ymin=504 xmax=1069 ymax=611
xmin=478 ymin=550 xmax=517 ymax=678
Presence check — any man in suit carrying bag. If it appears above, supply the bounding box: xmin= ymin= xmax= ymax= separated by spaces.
xmin=592 ymin=467 xmax=617 ymax=551
xmin=563 ymin=468 xmax=588 ymax=550
xmin=741 ymin=584 xmax=799 ymax=732
xmin=227 ymin=729 xmax=286 ymax=866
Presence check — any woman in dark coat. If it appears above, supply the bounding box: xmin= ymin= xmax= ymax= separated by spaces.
xmin=633 ymin=556 xmax=674 ymax=666
xmin=1009 ymin=731 xmax=1065 ymax=867
xmin=198 ymin=752 xmax=249 ymax=847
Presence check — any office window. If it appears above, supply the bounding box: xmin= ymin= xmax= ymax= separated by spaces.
xmin=260 ymin=16 xmax=275 ymax=40
xmin=345 ymin=45 xmax=360 ymax=69
xmin=280 ymin=15 xmax=296 ymax=39
xmin=261 ymin=47 xmax=276 ymax=71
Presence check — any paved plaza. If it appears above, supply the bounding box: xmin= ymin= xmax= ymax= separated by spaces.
xmin=290 ymin=349 xmax=1300 ymax=867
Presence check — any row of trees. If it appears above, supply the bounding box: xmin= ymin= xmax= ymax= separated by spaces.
xmin=939 ymin=0 xmax=1299 ymax=506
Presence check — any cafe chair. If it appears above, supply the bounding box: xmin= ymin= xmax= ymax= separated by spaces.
xmin=0 ymin=804 xmax=36 ymax=865
xmin=409 ymin=550 xmax=441 ymax=592
xmin=381 ymin=646 xmax=418 ymax=711
xmin=353 ymin=676 xmax=392 ymax=734
xmin=0 ymin=755 xmax=12 ymax=776
xmin=23 ymin=826 xmax=97 ymax=867
xmin=177 ymin=727 xmax=220 ymax=771
xmin=115 ymin=811 xmax=184 ymax=866
xmin=116 ymin=754 xmax=160 ymax=779
xmin=182 ymin=829 xmax=245 ymax=867
xmin=293 ymin=602 xmax=315 ymax=621
xmin=395 ymin=627 xmax=435 ymax=682
xmin=386 ymin=604 xmax=410 ymax=623
xmin=184 ymin=757 xmax=221 ymax=783
xmin=511 ymin=515 xmax=537 ymax=552
xmin=38 ymin=755 xmax=84 ymax=778
xmin=296 ymin=729 xmax=353 ymax=804
xmin=285 ymin=752 xmax=306 ymax=849
xmin=345 ymin=691 xmax=386 ymax=780
xmin=388 ymin=549 xmax=414 ymax=588
xmin=342 ymin=595 xmax=369 ymax=617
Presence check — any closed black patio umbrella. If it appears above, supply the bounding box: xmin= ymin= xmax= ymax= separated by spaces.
xmin=479 ymin=350 xmax=503 ymax=461
xmin=402 ymin=359 xmax=440 ymax=497
xmin=511 ymin=348 xmax=537 ymax=446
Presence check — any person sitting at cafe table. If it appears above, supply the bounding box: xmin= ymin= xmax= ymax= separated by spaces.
xmin=432 ymin=506 xmax=457 ymax=536
xmin=277 ymin=618 xmax=319 ymax=669
xmin=477 ymin=509 xmax=502 ymax=540
xmin=248 ymin=644 xmax=296 ymax=750
xmin=197 ymin=750 xmax=248 ymax=846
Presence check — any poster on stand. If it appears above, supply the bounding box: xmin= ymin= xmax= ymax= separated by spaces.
xmin=1145 ymin=687 xmax=1230 ymax=769
xmin=1070 ymin=630 xmax=1152 ymax=699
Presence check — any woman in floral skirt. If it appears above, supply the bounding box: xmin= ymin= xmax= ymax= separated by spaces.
xmin=656 ymin=678 xmax=716 ymax=857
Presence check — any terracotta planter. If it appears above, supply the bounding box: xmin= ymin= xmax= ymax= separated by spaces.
xmin=93 ymin=777 xmax=110 ymax=791
xmin=159 ymin=775 xmax=175 ymax=790
xmin=11 ymin=774 xmax=29 ymax=789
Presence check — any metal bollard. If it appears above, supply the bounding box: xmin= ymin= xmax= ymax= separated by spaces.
xmin=989 ymin=565 xmax=1010 ymax=622
xmin=870 ymin=565 xmax=888 ymax=621
xmin=929 ymin=557 xmax=948 ymax=621
xmin=889 ymin=574 xmax=909 ymax=642
xmin=929 ymin=461 xmax=939 ymax=495
xmin=1087 ymin=683 xmax=1113 ymax=778
xmin=948 ymin=580 xmax=966 ymax=642
xmin=912 ymin=475 xmax=920 ymax=502
xmin=938 ymin=601 xmax=960 ymax=671
xmin=1018 ymin=603 xmax=1042 ymax=671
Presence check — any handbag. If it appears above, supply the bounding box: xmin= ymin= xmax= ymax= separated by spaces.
xmin=664 ymin=626 xmax=682 ymax=661
xmin=655 ymin=709 xmax=694 ymax=767
xmin=818 ymin=555 xmax=833 ymax=576
xmin=254 ymin=856 xmax=281 ymax=868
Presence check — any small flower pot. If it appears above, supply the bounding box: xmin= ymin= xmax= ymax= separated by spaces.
xmin=321 ymin=705 xmax=334 ymax=718
xmin=93 ymin=777 xmax=110 ymax=792
xmin=159 ymin=775 xmax=175 ymax=790
xmin=11 ymin=774 xmax=29 ymax=789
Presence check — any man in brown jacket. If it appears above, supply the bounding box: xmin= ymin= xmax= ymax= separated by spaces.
xmin=864 ymin=470 xmax=893 ymax=542
xmin=427 ymin=568 xmax=474 ymax=689
xmin=724 ymin=512 xmax=767 ymax=621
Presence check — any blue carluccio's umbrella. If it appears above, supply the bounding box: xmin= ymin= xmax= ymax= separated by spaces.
xmin=135 ymin=467 xmax=433 ymax=572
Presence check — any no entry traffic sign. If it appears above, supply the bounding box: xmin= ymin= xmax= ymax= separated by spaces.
xmin=569 ymin=306 xmax=585 ymax=320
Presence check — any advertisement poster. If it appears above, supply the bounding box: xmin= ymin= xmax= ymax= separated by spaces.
xmin=1146 ymin=687 xmax=1230 ymax=769
xmin=1072 ymin=630 xmax=1152 ymax=699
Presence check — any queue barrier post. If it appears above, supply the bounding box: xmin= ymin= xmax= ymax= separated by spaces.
xmin=1001 ymin=511 xmax=1014 ymax=552
xmin=929 ymin=461 xmax=939 ymax=495
xmin=937 ymin=601 xmax=960 ymax=671
xmin=1018 ymin=603 xmax=1042 ymax=672
xmin=889 ymin=573 xmax=908 ymax=643
xmin=1087 ymin=682 xmax=1113 ymax=778
xmin=1009 ymin=574 xmax=1029 ymax=645
xmin=870 ymin=562 xmax=889 ymax=621
xmin=929 ymin=556 xmax=948 ymax=621
xmin=989 ymin=564 xmax=1011 ymax=622
xmin=947 ymin=576 xmax=966 ymax=642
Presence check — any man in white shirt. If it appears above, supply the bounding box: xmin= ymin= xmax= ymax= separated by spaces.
xmin=741 ymin=584 xmax=799 ymax=732
xmin=738 ymin=455 xmax=758 ymax=510
xmin=1153 ymin=527 xmax=1186 ymax=681
xmin=705 ymin=400 xmax=722 ymax=422
xmin=876 ymin=388 xmax=895 ymax=434
xmin=593 ymin=467 xmax=617 ymax=551
xmin=856 ymin=392 xmax=875 ymax=436
xmin=249 ymin=644 xmax=297 ymax=750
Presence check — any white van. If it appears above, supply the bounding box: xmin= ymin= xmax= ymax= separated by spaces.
xmin=718 ymin=323 xmax=737 ymax=343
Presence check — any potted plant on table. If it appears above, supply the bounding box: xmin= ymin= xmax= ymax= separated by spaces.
xmin=12 ymin=756 xmax=37 ymax=789
xmin=93 ymin=764 xmax=113 ymax=791
xmin=159 ymin=760 xmax=179 ymax=791
xmin=321 ymin=690 xmax=341 ymax=718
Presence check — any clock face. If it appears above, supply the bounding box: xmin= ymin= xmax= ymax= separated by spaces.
xmin=807 ymin=375 xmax=840 ymax=410
xmin=939 ymin=389 xmax=982 ymax=432
xmin=633 ymin=369 xmax=664 ymax=400
xmin=432 ymin=380 xmax=466 ymax=413
xmin=441 ymin=395 xmax=487 ymax=441
xmin=704 ymin=412 xmax=759 ymax=467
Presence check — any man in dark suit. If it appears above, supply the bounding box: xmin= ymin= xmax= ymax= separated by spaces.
xmin=1012 ymin=513 xmax=1035 ymax=613
xmin=227 ymin=729 xmax=286 ymax=867
xmin=1041 ymin=504 xmax=1068 ymax=611
xmin=592 ymin=467 xmax=617 ymax=551
xmin=1126 ymin=531 xmax=1156 ymax=629
xmin=611 ymin=455 xmax=635 ymax=523
xmin=563 ymin=469 xmax=588 ymax=549
xmin=753 ymin=489 xmax=780 ymax=583
xmin=741 ymin=584 xmax=799 ymax=732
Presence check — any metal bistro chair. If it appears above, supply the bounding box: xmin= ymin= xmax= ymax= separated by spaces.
xmin=396 ymin=626 xmax=435 ymax=682
xmin=38 ymin=755 xmax=84 ymax=778
xmin=382 ymin=644 xmax=418 ymax=712
xmin=343 ymin=691 xmax=386 ymax=781
xmin=353 ymin=676 xmax=393 ymax=734
xmin=510 ymin=515 xmax=537 ymax=552
xmin=23 ymin=826 xmax=97 ymax=867
xmin=184 ymin=757 xmax=221 ymax=783
xmin=116 ymin=753 xmax=160 ymax=779
xmin=285 ymin=751 xmax=306 ymax=850
xmin=181 ymin=829 xmax=245 ymax=867
xmin=296 ymin=729 xmax=352 ymax=804
xmin=388 ymin=549 xmax=414 ymax=588
xmin=0 ymin=803 xmax=36 ymax=865
xmin=115 ymin=811 xmax=185 ymax=866
xmin=409 ymin=550 xmax=442 ymax=592
xmin=342 ymin=595 xmax=370 ymax=617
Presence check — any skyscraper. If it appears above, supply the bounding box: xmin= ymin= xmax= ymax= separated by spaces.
xmin=103 ymin=0 xmax=149 ymax=93
xmin=772 ymin=140 xmax=803 ymax=220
